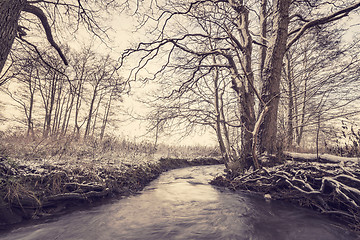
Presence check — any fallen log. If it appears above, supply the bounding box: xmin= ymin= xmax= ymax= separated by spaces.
xmin=44 ymin=188 xmax=110 ymax=203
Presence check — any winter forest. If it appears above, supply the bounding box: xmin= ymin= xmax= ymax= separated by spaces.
xmin=1 ymin=0 xmax=360 ymax=235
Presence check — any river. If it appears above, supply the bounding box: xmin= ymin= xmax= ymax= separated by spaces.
xmin=0 ymin=165 xmax=358 ymax=240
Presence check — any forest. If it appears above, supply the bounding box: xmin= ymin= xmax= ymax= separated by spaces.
xmin=1 ymin=0 xmax=360 ymax=233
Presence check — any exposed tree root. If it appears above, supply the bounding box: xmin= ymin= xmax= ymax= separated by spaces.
xmin=211 ymin=159 xmax=360 ymax=231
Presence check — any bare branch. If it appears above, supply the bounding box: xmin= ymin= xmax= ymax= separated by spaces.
xmin=287 ymin=2 xmax=360 ymax=50
xmin=23 ymin=3 xmax=68 ymax=66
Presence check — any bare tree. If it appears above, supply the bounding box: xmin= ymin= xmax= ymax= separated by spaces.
xmin=121 ymin=0 xmax=360 ymax=171
xmin=282 ymin=27 xmax=360 ymax=150
xmin=0 ymin=0 xmax=116 ymax=75
xmin=0 ymin=50 xmax=42 ymax=137
xmin=2 ymin=45 xmax=124 ymax=140
xmin=36 ymin=53 xmax=68 ymax=137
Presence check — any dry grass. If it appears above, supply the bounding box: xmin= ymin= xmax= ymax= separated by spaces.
xmin=0 ymin=131 xmax=218 ymax=165
xmin=0 ymin=131 xmax=219 ymax=200
xmin=0 ymin=131 xmax=220 ymax=224
xmin=3 ymin=177 xmax=41 ymax=208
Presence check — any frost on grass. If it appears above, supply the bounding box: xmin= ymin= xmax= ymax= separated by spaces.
xmin=0 ymin=133 xmax=219 ymax=223
xmin=285 ymin=151 xmax=360 ymax=163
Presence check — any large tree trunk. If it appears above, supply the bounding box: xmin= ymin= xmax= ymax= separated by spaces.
xmin=226 ymin=3 xmax=256 ymax=171
xmin=227 ymin=54 xmax=255 ymax=171
xmin=259 ymin=0 xmax=290 ymax=154
xmin=237 ymin=6 xmax=256 ymax=168
xmin=0 ymin=0 xmax=26 ymax=74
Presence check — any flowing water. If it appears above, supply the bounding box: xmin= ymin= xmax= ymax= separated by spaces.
xmin=0 ymin=165 xmax=359 ymax=240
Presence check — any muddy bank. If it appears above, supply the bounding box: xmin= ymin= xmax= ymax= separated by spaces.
xmin=210 ymin=155 xmax=360 ymax=232
xmin=0 ymin=156 xmax=223 ymax=229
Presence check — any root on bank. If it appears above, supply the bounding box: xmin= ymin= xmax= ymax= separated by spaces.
xmin=211 ymin=157 xmax=360 ymax=231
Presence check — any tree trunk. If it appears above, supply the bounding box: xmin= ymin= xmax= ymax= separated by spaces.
xmin=26 ymin=69 xmax=35 ymax=137
xmin=27 ymin=86 xmax=35 ymax=137
xmin=73 ymin=81 xmax=83 ymax=138
xmin=259 ymin=0 xmax=290 ymax=154
xmin=214 ymin=62 xmax=233 ymax=166
xmin=52 ymin=81 xmax=63 ymax=135
xmin=91 ymin=94 xmax=103 ymax=137
xmin=259 ymin=0 xmax=267 ymax=81
xmin=296 ymin=77 xmax=307 ymax=146
xmin=0 ymin=0 xmax=26 ymax=74
xmin=285 ymin=53 xmax=294 ymax=148
xmin=214 ymin=77 xmax=229 ymax=165
xmin=316 ymin=114 xmax=321 ymax=159
xmin=84 ymin=86 xmax=98 ymax=138
xmin=227 ymin=55 xmax=254 ymax=171
xmin=44 ymin=73 xmax=57 ymax=137
xmin=237 ymin=6 xmax=256 ymax=168
xmin=100 ymin=94 xmax=113 ymax=140
xmin=56 ymin=91 xmax=67 ymax=134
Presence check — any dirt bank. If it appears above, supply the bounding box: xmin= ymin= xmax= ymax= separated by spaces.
xmin=0 ymin=156 xmax=223 ymax=229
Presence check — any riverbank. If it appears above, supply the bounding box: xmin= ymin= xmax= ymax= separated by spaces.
xmin=3 ymin=164 xmax=357 ymax=240
xmin=0 ymin=132 xmax=221 ymax=229
xmin=210 ymin=152 xmax=360 ymax=232
xmin=0 ymin=155 xmax=223 ymax=229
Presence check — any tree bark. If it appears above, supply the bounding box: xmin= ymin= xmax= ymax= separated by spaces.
xmin=285 ymin=53 xmax=294 ymax=147
xmin=61 ymin=90 xmax=74 ymax=135
xmin=296 ymin=77 xmax=307 ymax=146
xmin=43 ymin=72 xmax=57 ymax=137
xmin=84 ymin=84 xmax=98 ymax=138
xmin=213 ymin=66 xmax=230 ymax=166
xmin=73 ymin=80 xmax=83 ymax=138
xmin=0 ymin=0 xmax=26 ymax=74
xmin=259 ymin=0 xmax=267 ymax=81
xmin=259 ymin=0 xmax=290 ymax=154
xmin=100 ymin=93 xmax=113 ymax=140
xmin=225 ymin=3 xmax=256 ymax=170
xmin=26 ymin=68 xmax=36 ymax=137
xmin=237 ymin=6 xmax=256 ymax=167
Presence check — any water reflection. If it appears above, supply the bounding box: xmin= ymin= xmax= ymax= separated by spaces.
xmin=0 ymin=165 xmax=358 ymax=240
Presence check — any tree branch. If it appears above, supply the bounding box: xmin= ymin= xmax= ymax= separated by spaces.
xmin=23 ymin=3 xmax=68 ymax=66
xmin=287 ymin=2 xmax=360 ymax=50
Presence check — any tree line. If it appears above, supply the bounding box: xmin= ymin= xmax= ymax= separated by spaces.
xmin=1 ymin=46 xmax=124 ymax=139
